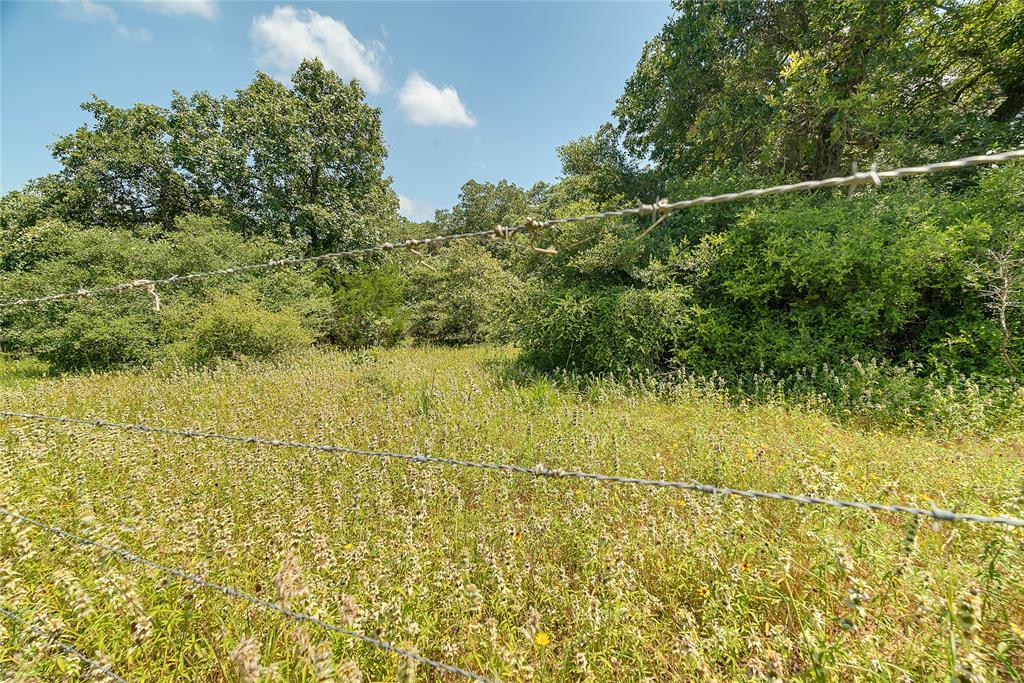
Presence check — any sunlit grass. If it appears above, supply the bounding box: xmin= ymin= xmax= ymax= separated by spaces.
xmin=1 ymin=346 xmax=1022 ymax=681
xmin=0 ymin=355 xmax=48 ymax=389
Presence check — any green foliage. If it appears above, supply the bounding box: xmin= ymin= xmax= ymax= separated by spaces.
xmin=34 ymin=305 xmax=160 ymax=373
xmin=432 ymin=179 xmax=535 ymax=236
xmin=615 ymin=0 xmax=1022 ymax=179
xmin=406 ymin=243 xmax=521 ymax=346
xmin=6 ymin=60 xmax=397 ymax=258
xmin=328 ymin=265 xmax=407 ymax=349
xmin=0 ymin=215 xmax=329 ymax=371
xmin=680 ymin=185 xmax=982 ymax=372
xmin=516 ymin=284 xmax=691 ymax=374
xmin=171 ymin=59 xmax=397 ymax=253
xmin=164 ymin=292 xmax=311 ymax=366
xmin=516 ymin=164 xmax=1024 ymax=378
xmin=48 ymin=98 xmax=194 ymax=230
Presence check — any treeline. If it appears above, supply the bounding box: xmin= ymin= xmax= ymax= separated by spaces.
xmin=1 ymin=0 xmax=1023 ymax=390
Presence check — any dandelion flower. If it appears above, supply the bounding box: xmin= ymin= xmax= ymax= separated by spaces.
xmin=535 ymin=631 xmax=551 ymax=646
xmin=344 ymin=543 xmax=354 ymax=551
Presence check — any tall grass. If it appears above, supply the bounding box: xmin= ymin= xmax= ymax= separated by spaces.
xmin=1 ymin=346 xmax=1022 ymax=681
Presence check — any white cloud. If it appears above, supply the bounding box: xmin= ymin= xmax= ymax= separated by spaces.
xmin=398 ymin=194 xmax=435 ymax=222
xmin=140 ymin=0 xmax=219 ymax=20
xmin=58 ymin=0 xmax=152 ymax=41
xmin=397 ymin=72 xmax=476 ymax=127
xmin=251 ymin=6 xmax=384 ymax=93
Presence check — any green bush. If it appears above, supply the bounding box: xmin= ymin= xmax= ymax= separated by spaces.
xmin=516 ymin=164 xmax=1024 ymax=378
xmin=680 ymin=175 xmax=1018 ymax=375
xmin=166 ymin=293 xmax=311 ymax=366
xmin=516 ymin=284 xmax=692 ymax=374
xmin=407 ymin=243 xmax=521 ymax=346
xmin=0 ymin=214 xmax=330 ymax=371
xmin=328 ymin=265 xmax=407 ymax=349
xmin=34 ymin=305 xmax=159 ymax=372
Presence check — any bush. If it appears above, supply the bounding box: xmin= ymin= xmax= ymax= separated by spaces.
xmin=328 ymin=265 xmax=407 ymax=349
xmin=34 ymin=305 xmax=160 ymax=372
xmin=680 ymin=176 xmax=1015 ymax=375
xmin=406 ymin=243 xmax=521 ymax=346
xmin=0 ymin=214 xmax=331 ymax=371
xmin=166 ymin=293 xmax=311 ymax=366
xmin=516 ymin=164 xmax=1024 ymax=379
xmin=516 ymin=284 xmax=692 ymax=374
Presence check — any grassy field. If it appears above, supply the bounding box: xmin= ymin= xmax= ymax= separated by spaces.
xmin=1 ymin=346 xmax=1022 ymax=682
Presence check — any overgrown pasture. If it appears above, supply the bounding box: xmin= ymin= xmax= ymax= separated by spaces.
xmin=2 ymin=346 xmax=1022 ymax=681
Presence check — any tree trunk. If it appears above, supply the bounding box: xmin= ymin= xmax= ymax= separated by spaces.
xmin=813 ymin=116 xmax=845 ymax=179
xmin=992 ymin=76 xmax=1024 ymax=124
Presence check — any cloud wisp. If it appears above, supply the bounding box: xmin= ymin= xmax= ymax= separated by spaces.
xmin=251 ymin=6 xmax=384 ymax=93
xmin=141 ymin=0 xmax=219 ymax=20
xmin=398 ymin=72 xmax=477 ymax=127
xmin=58 ymin=0 xmax=153 ymax=41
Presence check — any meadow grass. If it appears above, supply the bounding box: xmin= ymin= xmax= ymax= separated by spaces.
xmin=1 ymin=346 xmax=1022 ymax=681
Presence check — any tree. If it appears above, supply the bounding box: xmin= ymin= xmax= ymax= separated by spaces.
xmin=432 ymin=179 xmax=534 ymax=235
xmin=614 ymin=0 xmax=1023 ymax=180
xmin=171 ymin=59 xmax=398 ymax=254
xmin=48 ymin=98 xmax=193 ymax=230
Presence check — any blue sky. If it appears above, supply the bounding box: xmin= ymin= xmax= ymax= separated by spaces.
xmin=1 ymin=1 xmax=671 ymax=220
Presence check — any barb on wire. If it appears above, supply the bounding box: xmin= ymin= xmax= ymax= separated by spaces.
xmin=3 ymin=410 xmax=1022 ymax=528
xmin=0 ymin=507 xmax=498 ymax=683
xmin=1 ymin=150 xmax=1020 ymax=310
xmin=0 ymin=606 xmax=129 ymax=683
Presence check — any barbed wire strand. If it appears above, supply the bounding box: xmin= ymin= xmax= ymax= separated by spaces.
xmin=0 ymin=507 xmax=499 ymax=683
xmin=0 ymin=606 xmax=129 ymax=683
xmin=1 ymin=149 xmax=1020 ymax=310
xmin=3 ymin=410 xmax=1022 ymax=528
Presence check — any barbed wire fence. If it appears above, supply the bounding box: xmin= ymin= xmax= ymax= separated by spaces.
xmin=3 ymin=149 xmax=1024 ymax=678
xmin=0 ymin=150 xmax=1020 ymax=311
xmin=0 ymin=606 xmax=129 ymax=683
xmin=0 ymin=507 xmax=500 ymax=683
xmin=3 ymin=410 xmax=1022 ymax=527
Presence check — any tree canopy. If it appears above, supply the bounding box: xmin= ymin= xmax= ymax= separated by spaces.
xmin=615 ymin=0 xmax=1023 ymax=179
xmin=13 ymin=58 xmax=397 ymax=255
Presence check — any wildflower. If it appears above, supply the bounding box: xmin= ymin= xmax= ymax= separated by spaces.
xmin=229 ymin=637 xmax=263 ymax=683
xmin=740 ymin=562 xmax=751 ymax=572
xmin=840 ymin=581 xmax=870 ymax=631
xmin=534 ymin=631 xmax=551 ymax=646
xmin=698 ymin=586 xmax=711 ymax=599
xmin=337 ymin=661 xmax=363 ymax=683
xmin=343 ymin=543 xmax=354 ymax=551
xmin=955 ymin=588 xmax=981 ymax=636
xmin=273 ymin=549 xmax=309 ymax=611
xmin=950 ymin=652 xmax=987 ymax=683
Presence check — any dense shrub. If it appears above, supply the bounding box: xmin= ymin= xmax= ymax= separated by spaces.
xmin=516 ymin=164 xmax=1024 ymax=378
xmin=516 ymin=284 xmax=691 ymax=373
xmin=406 ymin=243 xmax=521 ymax=346
xmin=0 ymin=214 xmax=330 ymax=371
xmin=34 ymin=305 xmax=160 ymax=372
xmin=165 ymin=292 xmax=311 ymax=366
xmin=328 ymin=265 xmax=407 ymax=349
